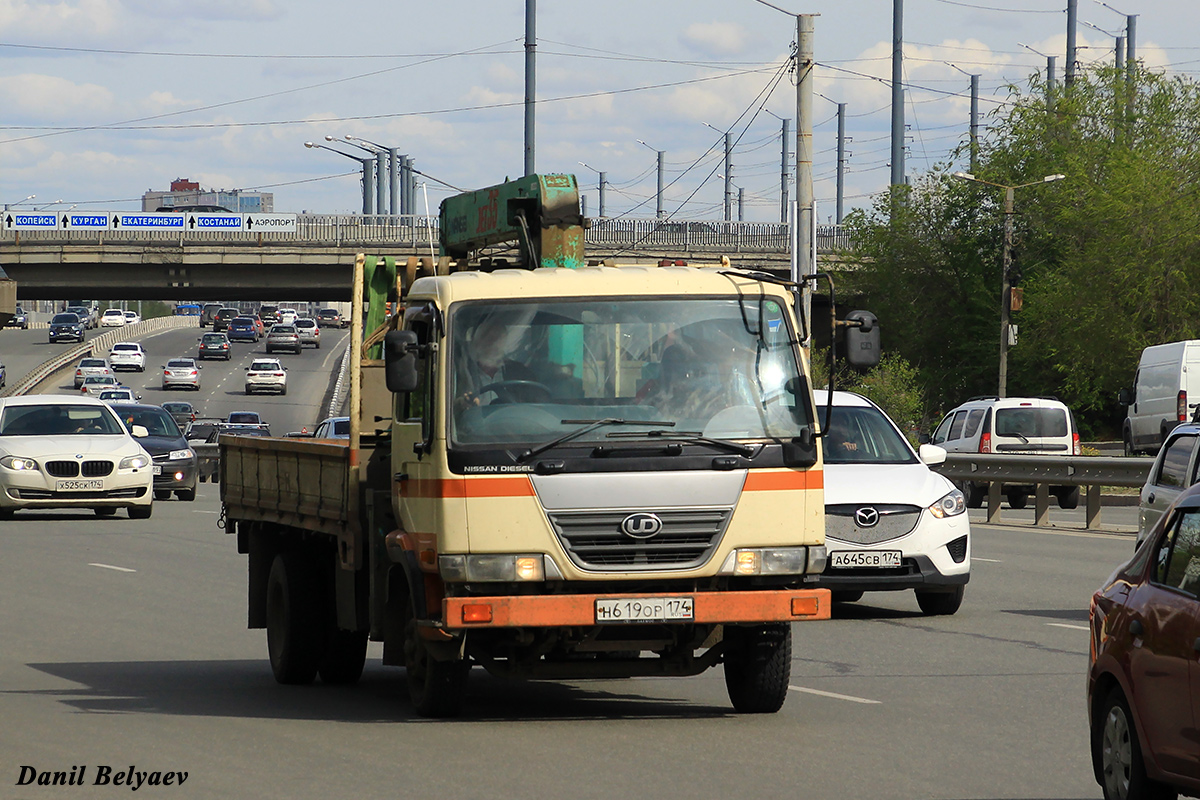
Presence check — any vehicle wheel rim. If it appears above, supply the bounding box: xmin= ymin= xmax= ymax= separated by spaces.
xmin=1101 ymin=704 xmax=1133 ymax=800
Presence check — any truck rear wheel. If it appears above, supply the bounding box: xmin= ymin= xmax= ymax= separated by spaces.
xmin=319 ymin=629 xmax=368 ymax=685
xmin=723 ymin=623 xmax=792 ymax=714
xmin=403 ymin=601 xmax=469 ymax=717
xmin=266 ymin=552 xmax=326 ymax=685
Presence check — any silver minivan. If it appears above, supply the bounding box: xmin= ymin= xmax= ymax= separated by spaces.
xmin=1135 ymin=422 xmax=1200 ymax=548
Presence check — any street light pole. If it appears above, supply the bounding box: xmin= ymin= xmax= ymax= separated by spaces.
xmin=637 ymin=140 xmax=665 ymax=219
xmin=578 ymin=162 xmax=606 ymax=218
xmin=952 ymin=171 xmax=1066 ymax=397
xmin=305 ymin=142 xmax=373 ymax=214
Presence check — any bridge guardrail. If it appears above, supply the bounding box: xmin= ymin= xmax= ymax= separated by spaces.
xmin=0 ymin=316 xmax=199 ymax=398
xmin=933 ymin=453 xmax=1152 ymax=530
xmin=0 ymin=215 xmax=851 ymax=253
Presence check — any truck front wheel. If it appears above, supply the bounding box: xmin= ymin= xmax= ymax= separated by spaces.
xmin=266 ymin=552 xmax=326 ymax=685
xmin=403 ymin=601 xmax=469 ymax=717
xmin=723 ymin=623 xmax=792 ymax=713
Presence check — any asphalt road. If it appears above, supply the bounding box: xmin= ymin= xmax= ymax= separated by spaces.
xmin=0 ymin=488 xmax=1123 ymax=799
xmin=25 ymin=324 xmax=350 ymax=437
xmin=0 ymin=329 xmax=1125 ymax=799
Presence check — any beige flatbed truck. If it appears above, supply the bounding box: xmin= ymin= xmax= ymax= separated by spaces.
xmin=220 ymin=175 xmax=876 ymax=716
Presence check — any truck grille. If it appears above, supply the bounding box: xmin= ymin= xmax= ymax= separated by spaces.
xmin=547 ymin=509 xmax=731 ymax=572
xmin=825 ymin=504 xmax=921 ymax=545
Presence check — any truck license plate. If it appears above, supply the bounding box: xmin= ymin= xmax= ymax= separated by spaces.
xmin=829 ymin=550 xmax=902 ymax=568
xmin=56 ymin=479 xmax=103 ymax=491
xmin=595 ymin=597 xmax=694 ymax=623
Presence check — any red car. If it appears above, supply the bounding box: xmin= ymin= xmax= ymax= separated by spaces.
xmin=1089 ymin=483 xmax=1200 ymax=800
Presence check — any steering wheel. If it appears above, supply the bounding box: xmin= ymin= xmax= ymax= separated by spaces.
xmin=477 ymin=380 xmax=552 ymax=403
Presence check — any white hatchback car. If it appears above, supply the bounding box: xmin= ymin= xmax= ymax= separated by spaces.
xmin=278 ymin=308 xmax=298 ymax=325
xmin=100 ymin=308 xmax=126 ymax=327
xmin=109 ymin=342 xmax=147 ymax=372
xmin=813 ymin=390 xmax=970 ymax=615
xmin=294 ymin=318 xmax=321 ymax=348
xmin=0 ymin=395 xmax=154 ymax=518
xmin=244 ymin=359 xmax=287 ymax=395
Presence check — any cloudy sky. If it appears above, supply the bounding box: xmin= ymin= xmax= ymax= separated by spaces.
xmin=1 ymin=0 xmax=1196 ymax=222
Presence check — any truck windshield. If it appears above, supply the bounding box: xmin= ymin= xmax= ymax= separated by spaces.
xmin=448 ymin=297 xmax=810 ymax=447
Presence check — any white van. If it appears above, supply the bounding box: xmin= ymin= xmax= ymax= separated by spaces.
xmin=1120 ymin=340 xmax=1200 ymax=456
xmin=930 ymin=396 xmax=1080 ymax=509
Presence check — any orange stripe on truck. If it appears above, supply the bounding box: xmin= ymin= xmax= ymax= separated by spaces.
xmin=405 ymin=476 xmax=535 ymax=498
xmin=443 ymin=589 xmax=830 ymax=629
xmin=743 ymin=470 xmax=822 ymax=491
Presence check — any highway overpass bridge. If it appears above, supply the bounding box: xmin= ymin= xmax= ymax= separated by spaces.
xmin=0 ymin=214 xmax=850 ymax=301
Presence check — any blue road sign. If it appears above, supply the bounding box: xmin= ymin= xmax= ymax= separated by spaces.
xmin=63 ymin=213 xmax=110 ymax=230
xmin=187 ymin=213 xmax=244 ymax=231
xmin=5 ymin=212 xmax=59 ymax=230
xmin=114 ymin=213 xmax=184 ymax=229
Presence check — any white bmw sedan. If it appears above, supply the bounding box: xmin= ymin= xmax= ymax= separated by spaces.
xmin=0 ymin=395 xmax=154 ymax=519
xmin=812 ymin=390 xmax=970 ymax=616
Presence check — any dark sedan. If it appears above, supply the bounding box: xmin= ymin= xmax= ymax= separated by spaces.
xmin=1089 ymin=484 xmax=1200 ymax=800
xmin=113 ymin=404 xmax=198 ymax=501
xmin=48 ymin=312 xmax=85 ymax=343
xmin=197 ymin=332 xmax=231 ymax=361
xmin=227 ymin=316 xmax=260 ymax=342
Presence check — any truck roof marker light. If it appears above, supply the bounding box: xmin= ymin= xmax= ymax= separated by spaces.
xmin=462 ymin=604 xmax=493 ymax=624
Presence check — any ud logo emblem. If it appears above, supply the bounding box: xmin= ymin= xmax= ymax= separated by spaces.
xmin=854 ymin=507 xmax=880 ymax=528
xmin=621 ymin=512 xmax=663 ymax=539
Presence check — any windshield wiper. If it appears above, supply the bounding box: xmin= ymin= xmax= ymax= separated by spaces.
xmin=515 ymin=418 xmax=675 ymax=462
xmin=604 ymin=429 xmax=757 ymax=457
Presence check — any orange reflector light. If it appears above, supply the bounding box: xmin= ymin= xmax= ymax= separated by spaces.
xmin=462 ymin=604 xmax=493 ymax=624
xmin=791 ymin=597 xmax=819 ymax=617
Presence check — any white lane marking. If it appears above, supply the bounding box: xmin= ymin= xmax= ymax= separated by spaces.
xmin=192 ymin=510 xmax=219 ymax=514
xmin=89 ymin=563 xmax=136 ymax=573
xmin=973 ymin=557 xmax=1003 ymax=563
xmin=1046 ymin=622 xmax=1090 ymax=631
xmin=788 ymin=685 xmax=881 ymax=704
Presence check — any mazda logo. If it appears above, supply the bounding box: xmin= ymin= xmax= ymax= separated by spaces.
xmin=621 ymin=512 xmax=663 ymax=539
xmin=854 ymin=507 xmax=880 ymax=527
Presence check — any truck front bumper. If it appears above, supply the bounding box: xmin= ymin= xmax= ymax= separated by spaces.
xmin=443 ymin=588 xmax=830 ymax=630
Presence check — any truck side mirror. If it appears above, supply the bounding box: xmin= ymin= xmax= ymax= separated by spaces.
xmin=843 ymin=310 xmax=880 ymax=370
xmin=384 ymin=329 xmax=420 ymax=393
xmin=1117 ymin=388 xmax=1133 ymax=406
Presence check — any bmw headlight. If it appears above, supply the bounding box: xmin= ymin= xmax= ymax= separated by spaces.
xmin=119 ymin=453 xmax=150 ymax=470
xmin=928 ymin=488 xmax=966 ymax=518
xmin=169 ymin=448 xmax=195 ymax=460
xmin=1 ymin=455 xmax=40 ymax=472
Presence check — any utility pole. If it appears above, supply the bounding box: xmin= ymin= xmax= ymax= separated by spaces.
xmin=656 ymin=150 xmax=664 ymax=219
xmin=836 ymin=103 xmax=847 ymax=223
xmin=375 ymin=151 xmax=386 ymax=217
xmin=780 ymin=116 xmax=790 ymax=224
xmin=1126 ymin=14 xmax=1137 ymax=69
xmin=598 ymin=172 xmax=606 ymax=218
xmin=524 ymin=0 xmax=536 ymax=176
xmin=723 ymin=131 xmax=733 ymax=222
xmin=969 ymin=74 xmax=980 ymax=171
xmin=737 ymin=187 xmax=745 ymax=222
xmin=796 ymin=15 xmax=815 ymax=285
xmin=890 ymin=0 xmax=905 ymax=187
xmin=1066 ymin=0 xmax=1078 ymax=87
xmin=1047 ymin=55 xmax=1057 ymax=93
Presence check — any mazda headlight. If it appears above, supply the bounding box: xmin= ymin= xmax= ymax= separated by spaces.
xmin=169 ymin=448 xmax=195 ymax=460
xmin=119 ymin=453 xmax=150 ymax=470
xmin=928 ymin=488 xmax=966 ymax=518
xmin=1 ymin=456 xmax=40 ymax=472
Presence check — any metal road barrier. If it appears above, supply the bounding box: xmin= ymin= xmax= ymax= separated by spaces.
xmin=0 ymin=316 xmax=200 ymax=398
xmin=934 ymin=453 xmax=1152 ymax=529
xmin=1 ymin=214 xmax=851 ymax=253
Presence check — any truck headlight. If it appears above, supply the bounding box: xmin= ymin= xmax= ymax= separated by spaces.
xmin=439 ymin=554 xmax=559 ymax=582
xmin=1 ymin=456 xmax=40 ymax=472
xmin=928 ymin=488 xmax=966 ymax=518
xmin=718 ymin=546 xmax=818 ymax=576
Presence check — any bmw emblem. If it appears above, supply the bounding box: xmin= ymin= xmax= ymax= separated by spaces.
xmin=621 ymin=512 xmax=663 ymax=539
xmin=854 ymin=507 xmax=880 ymax=528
